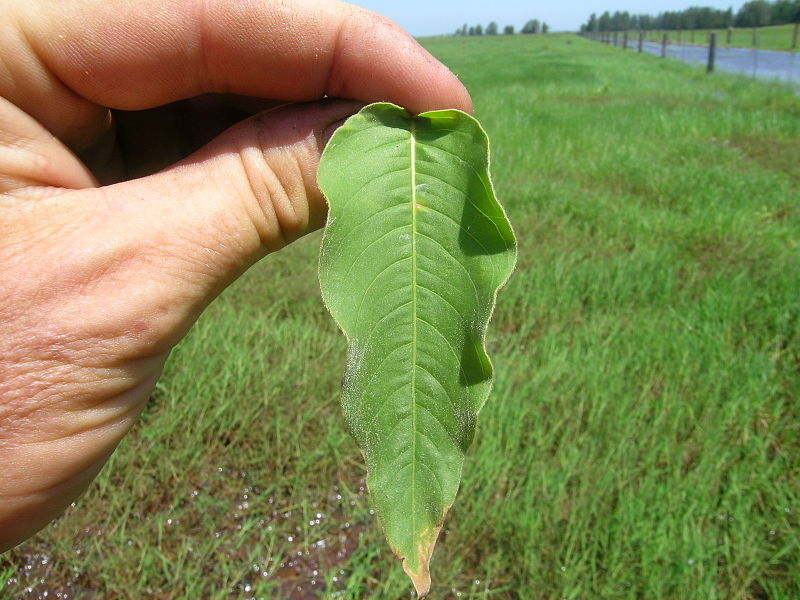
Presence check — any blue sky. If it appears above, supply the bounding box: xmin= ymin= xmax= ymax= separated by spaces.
xmin=349 ymin=1 xmax=745 ymax=36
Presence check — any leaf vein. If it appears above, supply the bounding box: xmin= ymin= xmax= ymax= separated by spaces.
xmin=415 ymin=232 xmax=480 ymax=303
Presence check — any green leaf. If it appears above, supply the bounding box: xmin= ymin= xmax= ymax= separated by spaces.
xmin=317 ymin=103 xmax=516 ymax=596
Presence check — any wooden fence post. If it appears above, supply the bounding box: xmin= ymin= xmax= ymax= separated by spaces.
xmin=727 ymin=27 xmax=732 ymax=45
xmin=793 ymin=23 xmax=798 ymax=50
xmin=662 ymin=33 xmax=668 ymax=58
xmin=707 ymin=32 xmax=717 ymax=73
xmin=623 ymin=31 xmax=628 ymax=49
xmin=752 ymin=28 xmax=759 ymax=78
xmin=638 ymin=31 xmax=644 ymax=53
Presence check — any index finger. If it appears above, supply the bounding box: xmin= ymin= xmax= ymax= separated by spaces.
xmin=11 ymin=0 xmax=472 ymax=146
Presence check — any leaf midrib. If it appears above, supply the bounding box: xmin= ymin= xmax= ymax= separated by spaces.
xmin=410 ymin=120 xmax=418 ymax=541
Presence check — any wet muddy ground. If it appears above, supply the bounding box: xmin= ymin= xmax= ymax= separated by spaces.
xmin=3 ymin=473 xmax=386 ymax=600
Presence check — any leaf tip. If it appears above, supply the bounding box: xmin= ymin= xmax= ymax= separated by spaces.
xmin=405 ymin=564 xmax=431 ymax=598
xmin=398 ymin=527 xmax=441 ymax=598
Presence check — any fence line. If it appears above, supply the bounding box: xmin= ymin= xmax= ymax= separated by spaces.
xmin=581 ymin=28 xmax=800 ymax=87
xmin=638 ymin=24 xmax=799 ymax=51
xmin=584 ymin=24 xmax=799 ymax=52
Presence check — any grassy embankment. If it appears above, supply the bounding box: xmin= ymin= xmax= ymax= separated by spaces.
xmin=2 ymin=34 xmax=799 ymax=599
xmin=645 ymin=23 xmax=800 ymax=52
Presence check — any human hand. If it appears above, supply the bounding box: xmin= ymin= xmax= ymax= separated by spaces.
xmin=0 ymin=0 xmax=471 ymax=551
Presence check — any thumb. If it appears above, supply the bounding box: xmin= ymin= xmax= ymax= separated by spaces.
xmin=162 ymin=99 xmax=363 ymax=254
xmin=68 ymin=100 xmax=364 ymax=348
xmin=97 ymin=99 xmax=362 ymax=337
xmin=126 ymin=98 xmax=361 ymax=272
xmin=0 ymin=100 xmax=359 ymax=549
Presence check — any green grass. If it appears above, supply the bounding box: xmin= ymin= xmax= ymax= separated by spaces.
xmin=645 ymin=23 xmax=800 ymax=52
xmin=3 ymin=34 xmax=800 ymax=599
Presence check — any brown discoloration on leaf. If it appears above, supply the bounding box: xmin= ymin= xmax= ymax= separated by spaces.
xmin=386 ymin=501 xmax=455 ymax=597
xmin=396 ymin=524 xmax=441 ymax=598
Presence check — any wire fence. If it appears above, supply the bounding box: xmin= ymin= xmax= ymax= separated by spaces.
xmin=581 ymin=26 xmax=800 ymax=87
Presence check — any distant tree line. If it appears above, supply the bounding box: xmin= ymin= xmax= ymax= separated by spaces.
xmin=581 ymin=1 xmax=800 ymax=32
xmin=455 ymin=19 xmax=549 ymax=36
xmin=521 ymin=19 xmax=550 ymax=33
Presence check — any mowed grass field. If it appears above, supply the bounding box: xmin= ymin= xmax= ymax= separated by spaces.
xmin=645 ymin=23 xmax=800 ymax=52
xmin=3 ymin=34 xmax=800 ymax=599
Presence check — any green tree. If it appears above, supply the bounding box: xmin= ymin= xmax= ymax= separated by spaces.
xmin=542 ymin=22 xmax=549 ymax=33
xmin=774 ymin=0 xmax=800 ymax=23
xmin=504 ymin=24 xmax=515 ymax=34
xmin=724 ymin=7 xmax=735 ymax=27
xmin=585 ymin=5 xmax=744 ymax=32
xmin=475 ymin=23 xmax=483 ymax=35
xmin=486 ymin=21 xmax=498 ymax=35
xmin=736 ymin=0 xmax=773 ymax=27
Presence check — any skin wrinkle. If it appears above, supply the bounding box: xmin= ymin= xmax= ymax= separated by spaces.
xmin=1 ymin=374 xmax=87 ymax=444
xmin=0 ymin=353 xmax=162 ymax=455
xmin=190 ymin=0 xmax=226 ymax=97
xmin=265 ymin=153 xmax=300 ymax=243
xmin=227 ymin=104 xmax=355 ymax=252
xmin=282 ymin=134 xmax=323 ymax=239
xmin=268 ymin=133 xmax=310 ymax=240
xmin=1 ymin=315 xmax=162 ymax=387
xmin=324 ymin=8 xmax=353 ymax=101
xmin=237 ymin=141 xmax=287 ymax=251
